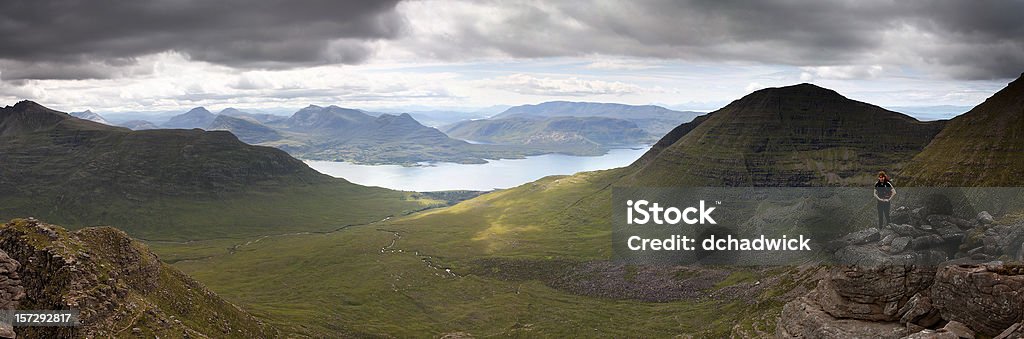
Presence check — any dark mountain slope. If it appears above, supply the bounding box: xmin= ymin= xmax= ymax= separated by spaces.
xmin=623 ymin=84 xmax=945 ymax=186
xmin=207 ymin=114 xmax=282 ymax=144
xmin=902 ymin=74 xmax=1024 ymax=186
xmin=118 ymin=119 xmax=160 ymax=130
xmin=0 ymin=101 xmax=432 ymax=240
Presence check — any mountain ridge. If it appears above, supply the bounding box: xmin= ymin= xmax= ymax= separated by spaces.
xmin=493 ymin=101 xmax=701 ymax=135
xmin=69 ymin=109 xmax=112 ymax=125
xmin=622 ymin=83 xmax=946 ymax=186
xmin=902 ymin=73 xmax=1024 ymax=186
xmin=444 ymin=116 xmax=653 ymax=147
xmin=161 ymin=107 xmax=216 ymax=129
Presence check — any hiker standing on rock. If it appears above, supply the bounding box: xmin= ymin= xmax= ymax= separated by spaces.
xmin=874 ymin=171 xmax=896 ymax=227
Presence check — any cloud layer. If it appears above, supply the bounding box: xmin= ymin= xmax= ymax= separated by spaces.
xmin=390 ymin=0 xmax=1024 ymax=80
xmin=0 ymin=0 xmax=403 ymax=79
xmin=2 ymin=0 xmax=1022 ymax=81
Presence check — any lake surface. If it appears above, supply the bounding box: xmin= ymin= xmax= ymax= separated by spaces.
xmin=306 ymin=147 xmax=651 ymax=192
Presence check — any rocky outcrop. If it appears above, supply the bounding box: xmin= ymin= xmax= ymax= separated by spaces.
xmin=0 ymin=218 xmax=277 ymax=338
xmin=931 ymin=264 xmax=1024 ymax=336
xmin=775 ymin=265 xmax=932 ymax=338
xmin=777 ymin=296 xmax=908 ymax=339
xmin=0 ymin=250 xmax=24 ymax=338
xmin=778 ymin=208 xmax=1024 ymax=338
xmin=815 ymin=266 xmax=935 ymax=322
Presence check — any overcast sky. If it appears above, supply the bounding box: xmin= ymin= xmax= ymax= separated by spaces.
xmin=1 ymin=0 xmax=1022 ymax=114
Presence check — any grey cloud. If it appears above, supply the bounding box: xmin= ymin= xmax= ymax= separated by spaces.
xmin=4 ymin=0 xmax=1023 ymax=81
xmin=399 ymin=0 xmax=1024 ymax=80
xmin=0 ymin=0 xmax=403 ymax=79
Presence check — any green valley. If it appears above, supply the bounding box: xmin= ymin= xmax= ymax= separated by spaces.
xmin=153 ymin=81 xmax=972 ymax=337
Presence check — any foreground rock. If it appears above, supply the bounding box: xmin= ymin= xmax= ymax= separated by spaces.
xmin=0 ymin=250 xmax=24 ymax=338
xmin=0 ymin=218 xmax=278 ymax=338
xmin=778 ymin=208 xmax=1024 ymax=338
xmin=931 ymin=264 xmax=1024 ymax=336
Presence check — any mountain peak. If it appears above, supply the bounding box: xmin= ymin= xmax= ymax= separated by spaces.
xmin=162 ymin=107 xmax=217 ymax=129
xmin=751 ymin=83 xmax=845 ymax=99
xmin=2 ymin=101 xmax=115 ymax=137
xmin=186 ymin=106 xmax=211 ymax=114
xmin=626 ymin=82 xmax=944 ymax=186
xmin=10 ymin=100 xmax=49 ymax=112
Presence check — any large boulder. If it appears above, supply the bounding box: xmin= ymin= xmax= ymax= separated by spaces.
xmin=931 ymin=264 xmax=1024 ymax=336
xmin=816 ymin=266 xmax=935 ymax=322
xmin=777 ymin=296 xmax=908 ymax=339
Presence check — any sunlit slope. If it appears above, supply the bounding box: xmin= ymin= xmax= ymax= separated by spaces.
xmin=169 ymin=216 xmax=797 ymax=337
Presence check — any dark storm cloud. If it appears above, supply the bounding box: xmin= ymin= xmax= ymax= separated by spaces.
xmin=403 ymin=0 xmax=1024 ymax=80
xmin=0 ymin=0 xmax=403 ymax=79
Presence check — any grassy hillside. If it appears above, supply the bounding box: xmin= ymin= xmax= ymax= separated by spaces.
xmin=166 ymin=198 xmax=800 ymax=337
xmin=624 ymin=83 xmax=945 ymax=187
xmin=902 ymin=74 xmax=1024 ymax=186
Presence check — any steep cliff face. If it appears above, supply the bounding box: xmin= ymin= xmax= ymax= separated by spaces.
xmin=0 ymin=218 xmax=277 ymax=338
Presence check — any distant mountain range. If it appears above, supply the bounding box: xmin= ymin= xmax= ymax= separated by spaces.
xmin=59 ymin=100 xmax=977 ymax=167
xmin=161 ymin=107 xmax=218 ymax=129
xmin=492 ymin=101 xmax=702 ymax=136
xmin=117 ymin=119 xmax=159 ymax=130
xmin=69 ymin=110 xmax=112 ymax=125
xmin=149 ymin=104 xmax=606 ymax=164
xmin=366 ymin=109 xmax=491 ymax=128
xmin=444 ymin=116 xmax=654 ymax=147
